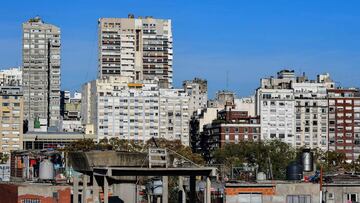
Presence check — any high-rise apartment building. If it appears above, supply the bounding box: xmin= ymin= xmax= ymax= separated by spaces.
xmin=22 ymin=17 xmax=61 ymax=131
xmin=183 ymin=78 xmax=208 ymax=116
xmin=81 ymin=77 xmax=190 ymax=145
xmin=0 ymin=86 xmax=23 ymax=153
xmin=0 ymin=67 xmax=22 ymax=86
xmin=98 ymin=15 xmax=173 ymax=88
xmin=328 ymin=89 xmax=360 ymax=161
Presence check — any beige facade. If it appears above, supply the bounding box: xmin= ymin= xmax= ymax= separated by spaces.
xmin=0 ymin=86 xmax=23 ymax=153
xmin=98 ymin=15 xmax=173 ymax=88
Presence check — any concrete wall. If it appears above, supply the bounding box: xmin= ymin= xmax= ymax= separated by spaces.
xmin=324 ymin=185 xmax=360 ymax=203
xmin=226 ymin=183 xmax=320 ymax=203
xmin=68 ymin=151 xmax=148 ymax=172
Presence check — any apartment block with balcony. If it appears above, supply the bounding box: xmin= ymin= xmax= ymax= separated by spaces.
xmin=22 ymin=17 xmax=61 ymax=131
xmin=81 ymin=76 xmax=190 ymax=145
xmin=256 ymin=70 xmax=334 ymax=149
xmin=256 ymin=88 xmax=296 ymax=146
xmin=98 ymin=15 xmax=173 ymax=88
xmin=0 ymin=86 xmax=23 ymax=153
xmin=293 ymin=82 xmax=329 ymax=151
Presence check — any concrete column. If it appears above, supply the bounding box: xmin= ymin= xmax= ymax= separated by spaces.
xmin=205 ymin=177 xmax=211 ymax=203
xmin=104 ymin=176 xmax=109 ymax=203
xmin=189 ymin=176 xmax=196 ymax=202
xmin=92 ymin=175 xmax=100 ymax=203
xmin=162 ymin=176 xmax=168 ymax=203
xmin=82 ymin=175 xmax=88 ymax=203
xmin=73 ymin=176 xmax=79 ymax=203
xmin=178 ymin=176 xmax=186 ymax=203
xmin=112 ymin=183 xmax=136 ymax=203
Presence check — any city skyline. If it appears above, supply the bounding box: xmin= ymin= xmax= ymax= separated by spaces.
xmin=1 ymin=0 xmax=360 ymax=97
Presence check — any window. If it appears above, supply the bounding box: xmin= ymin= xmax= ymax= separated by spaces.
xmin=287 ymin=195 xmax=311 ymax=203
xmin=22 ymin=199 xmax=41 ymax=203
xmin=225 ymin=135 xmax=229 ymax=143
xmin=346 ymin=193 xmax=358 ymax=202
xmin=237 ymin=193 xmax=262 ymax=203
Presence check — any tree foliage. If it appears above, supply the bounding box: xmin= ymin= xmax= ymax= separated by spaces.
xmin=213 ymin=140 xmax=296 ymax=179
xmin=0 ymin=153 xmax=9 ymax=164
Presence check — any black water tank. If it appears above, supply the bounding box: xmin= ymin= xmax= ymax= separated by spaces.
xmin=286 ymin=162 xmax=303 ymax=180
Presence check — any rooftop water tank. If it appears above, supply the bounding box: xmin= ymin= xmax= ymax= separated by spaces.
xmin=39 ymin=159 xmax=54 ymax=180
xmin=286 ymin=162 xmax=303 ymax=181
xmin=302 ymin=149 xmax=314 ymax=172
xmin=256 ymin=172 xmax=267 ymax=181
xmin=152 ymin=179 xmax=163 ymax=195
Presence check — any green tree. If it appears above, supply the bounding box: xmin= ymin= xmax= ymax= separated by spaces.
xmin=212 ymin=140 xmax=296 ymax=179
xmin=0 ymin=153 xmax=9 ymax=164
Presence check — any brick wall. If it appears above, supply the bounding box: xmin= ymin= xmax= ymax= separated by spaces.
xmin=225 ymin=186 xmax=275 ymax=196
xmin=0 ymin=184 xmax=18 ymax=203
xmin=18 ymin=187 xmax=71 ymax=203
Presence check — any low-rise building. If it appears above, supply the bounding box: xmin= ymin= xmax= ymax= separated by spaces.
xmin=225 ymin=181 xmax=320 ymax=203
xmin=22 ymin=132 xmax=96 ymax=150
xmin=0 ymin=183 xmax=71 ymax=203
xmin=200 ymin=105 xmax=260 ymax=160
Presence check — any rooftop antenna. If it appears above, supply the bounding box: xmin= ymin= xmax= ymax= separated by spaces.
xmin=226 ymin=70 xmax=229 ymax=90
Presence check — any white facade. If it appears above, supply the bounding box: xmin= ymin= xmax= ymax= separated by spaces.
xmin=257 ymin=89 xmax=296 ymax=146
xmin=292 ymin=83 xmax=328 ymax=150
xmin=234 ymin=96 xmax=256 ymax=116
xmin=81 ymin=76 xmax=190 ymax=145
xmin=0 ymin=67 xmax=22 ymax=86
xmin=183 ymin=78 xmax=208 ymax=116
xmin=256 ymin=70 xmax=334 ymax=149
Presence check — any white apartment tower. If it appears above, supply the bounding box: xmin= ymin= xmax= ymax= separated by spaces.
xmin=98 ymin=15 xmax=173 ymax=88
xmin=22 ymin=17 xmax=61 ymax=130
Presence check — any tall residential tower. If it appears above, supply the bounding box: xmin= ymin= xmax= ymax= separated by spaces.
xmin=98 ymin=15 xmax=173 ymax=88
xmin=22 ymin=17 xmax=61 ymax=131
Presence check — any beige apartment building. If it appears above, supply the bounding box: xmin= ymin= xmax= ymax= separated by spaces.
xmin=98 ymin=15 xmax=173 ymax=88
xmin=0 ymin=86 xmax=23 ymax=153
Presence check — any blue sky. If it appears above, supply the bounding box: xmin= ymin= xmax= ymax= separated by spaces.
xmin=1 ymin=0 xmax=360 ymax=97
